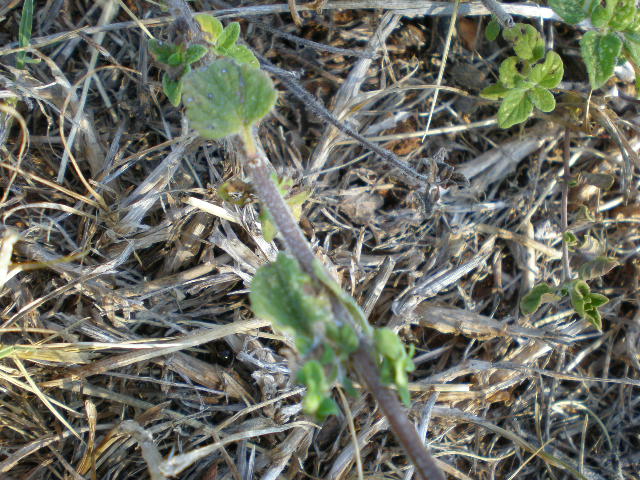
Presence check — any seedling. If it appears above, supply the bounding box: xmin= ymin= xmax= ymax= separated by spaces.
xmin=482 ymin=22 xmax=564 ymax=128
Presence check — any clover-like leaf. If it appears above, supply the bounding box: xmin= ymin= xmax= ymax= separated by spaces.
xmin=218 ymin=22 xmax=241 ymax=50
xmin=528 ymin=86 xmax=556 ymax=112
xmin=530 ymin=51 xmax=564 ymax=88
xmin=162 ymin=73 xmax=183 ymax=106
xmin=504 ymin=24 xmax=545 ymax=62
xmin=485 ymin=17 xmax=501 ymax=42
xmin=581 ymin=31 xmax=623 ymax=89
xmin=195 ymin=13 xmax=223 ymax=44
xmin=250 ymin=252 xmax=332 ymax=354
xmin=183 ymin=58 xmax=277 ymax=140
xmin=497 ymin=88 xmax=533 ymax=128
xmin=520 ymin=283 xmax=561 ymax=315
xmin=184 ymin=44 xmax=208 ymax=65
xmin=578 ymin=256 xmax=618 ymax=281
xmin=549 ymin=0 xmax=588 ymax=24
xmin=480 ymin=82 xmax=510 ymax=99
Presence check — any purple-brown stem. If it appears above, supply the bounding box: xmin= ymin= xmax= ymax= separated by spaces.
xmin=244 ymin=146 xmax=445 ymax=480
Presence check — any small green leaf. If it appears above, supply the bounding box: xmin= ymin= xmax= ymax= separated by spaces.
xmin=583 ymin=308 xmax=603 ymax=330
xmin=564 ymin=231 xmax=578 ymax=245
xmin=499 ymin=56 xmax=523 ymax=88
xmin=480 ymin=82 xmax=511 ymax=99
xmin=497 ymin=89 xmax=533 ymax=128
xmin=588 ymin=293 xmax=609 ymax=308
xmin=504 ymin=24 xmax=545 ymax=62
xmin=148 ymin=39 xmax=177 ymax=64
xmin=218 ymin=22 xmax=241 ymax=50
xmin=591 ymin=4 xmax=613 ymax=28
xmin=549 ymin=0 xmax=588 ymax=24
xmin=250 ymin=253 xmax=332 ymax=354
xmin=326 ymin=324 xmax=359 ymax=356
xmin=520 ymin=283 xmax=561 ymax=315
xmin=374 ymin=328 xmax=406 ymax=359
xmin=528 ymin=86 xmax=556 ymax=112
xmin=374 ymin=328 xmax=415 ymax=406
xmin=195 ymin=13 xmax=224 ymax=43
xmin=530 ymin=51 xmax=564 ymax=88
xmin=162 ymin=73 xmax=183 ymax=106
xmin=569 ymin=280 xmax=590 ymax=317
xmin=184 ymin=44 xmax=208 ymax=65
xmin=485 ymin=17 xmax=501 ymax=42
xmin=297 ymin=360 xmax=338 ymax=420
xmin=183 ymin=59 xmax=277 ymax=140
xmin=224 ymin=44 xmax=260 ymax=68
xmin=581 ymin=31 xmax=623 ymax=89
xmin=259 ymin=208 xmax=278 ymax=243
xmin=167 ymin=51 xmax=184 ymax=67
xmin=578 ymin=256 xmax=618 ymax=281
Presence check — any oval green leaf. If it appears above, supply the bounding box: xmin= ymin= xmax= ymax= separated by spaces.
xmin=530 ymin=51 xmax=564 ymax=88
xmin=184 ymin=44 xmax=208 ymax=65
xmin=485 ymin=17 xmax=501 ymax=42
xmin=528 ymin=86 xmax=556 ymax=112
xmin=183 ymin=58 xmax=277 ymax=140
xmin=581 ymin=31 xmax=623 ymax=89
xmin=195 ymin=13 xmax=223 ymax=43
xmin=497 ymin=89 xmax=533 ymax=128
xmin=218 ymin=22 xmax=241 ymax=50
xmin=162 ymin=73 xmax=183 ymax=107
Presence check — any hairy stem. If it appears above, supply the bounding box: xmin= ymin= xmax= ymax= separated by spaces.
xmin=243 ymin=142 xmax=444 ymax=480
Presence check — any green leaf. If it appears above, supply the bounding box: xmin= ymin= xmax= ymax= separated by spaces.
xmin=581 ymin=31 xmax=623 ymax=89
xmin=591 ymin=4 xmax=613 ymax=28
xmin=224 ymin=44 xmax=260 ymax=68
xmin=588 ymin=293 xmax=609 ymax=308
xmin=529 ymin=51 xmax=564 ymax=88
xmin=259 ymin=208 xmax=278 ymax=242
xmin=499 ymin=56 xmax=523 ymax=88
xmin=578 ymin=256 xmax=618 ymax=280
xmin=297 ymin=360 xmax=338 ymax=420
xmin=167 ymin=51 xmax=184 ymax=67
xmin=563 ymin=231 xmax=578 ymax=245
xmin=480 ymin=82 xmax=511 ymax=99
xmin=374 ymin=328 xmax=415 ymax=406
xmin=195 ymin=13 xmax=224 ymax=44
xmin=622 ymin=32 xmax=640 ymax=66
xmin=485 ymin=17 xmax=501 ymax=42
xmin=527 ymin=86 xmax=556 ymax=112
xmin=520 ymin=283 xmax=561 ymax=315
xmin=609 ymin=0 xmax=636 ymax=30
xmin=250 ymin=252 xmax=332 ymax=355
xmin=584 ymin=308 xmax=603 ymax=329
xmin=17 ymin=0 xmax=38 ymax=69
xmin=374 ymin=328 xmax=407 ymax=359
xmin=569 ymin=280 xmax=591 ymax=317
xmin=326 ymin=324 xmax=359 ymax=356
xmin=497 ymin=89 xmax=533 ymax=128
xmin=504 ymin=24 xmax=545 ymax=62
xmin=183 ymin=59 xmax=277 ymax=140
xmin=549 ymin=0 xmax=588 ymax=24
xmin=184 ymin=44 xmax=208 ymax=65
xmin=218 ymin=22 xmax=241 ymax=50
xmin=162 ymin=73 xmax=183 ymax=107
xmin=148 ymin=39 xmax=177 ymax=64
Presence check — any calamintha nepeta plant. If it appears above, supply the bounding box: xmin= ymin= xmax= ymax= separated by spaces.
xmin=155 ymin=15 xmax=445 ymax=480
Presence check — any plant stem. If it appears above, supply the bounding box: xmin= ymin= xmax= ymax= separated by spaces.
xmin=561 ymin=129 xmax=571 ymax=282
xmin=353 ymin=343 xmax=445 ymax=480
xmin=243 ymin=141 xmax=445 ymax=480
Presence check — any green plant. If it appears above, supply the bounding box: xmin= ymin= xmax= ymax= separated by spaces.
xmin=148 ymin=14 xmax=258 ymax=106
xmin=161 ymin=37 xmax=443 ymax=477
xmin=549 ymin=0 xmax=640 ymax=90
xmin=520 ymin=241 xmax=616 ymax=330
xmin=16 ymin=0 xmax=39 ymax=69
xmin=482 ymin=22 xmax=564 ymax=128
